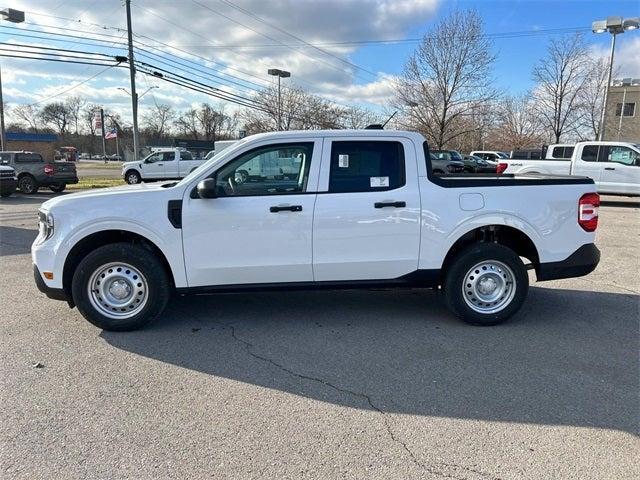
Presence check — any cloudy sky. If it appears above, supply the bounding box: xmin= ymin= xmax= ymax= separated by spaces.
xmin=2 ymin=0 xmax=640 ymax=125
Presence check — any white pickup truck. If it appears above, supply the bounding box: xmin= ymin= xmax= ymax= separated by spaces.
xmin=33 ymin=129 xmax=601 ymax=331
xmin=122 ymin=148 xmax=203 ymax=184
xmin=499 ymin=141 xmax=640 ymax=196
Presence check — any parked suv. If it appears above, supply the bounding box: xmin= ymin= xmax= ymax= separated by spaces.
xmin=0 ymin=165 xmax=18 ymax=197
xmin=0 ymin=151 xmax=78 ymax=194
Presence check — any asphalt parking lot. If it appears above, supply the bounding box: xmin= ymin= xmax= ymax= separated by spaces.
xmin=1 ymin=192 xmax=638 ymax=479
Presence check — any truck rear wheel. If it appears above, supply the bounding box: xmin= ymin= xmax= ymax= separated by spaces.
xmin=71 ymin=243 xmax=170 ymax=331
xmin=443 ymin=243 xmax=528 ymax=326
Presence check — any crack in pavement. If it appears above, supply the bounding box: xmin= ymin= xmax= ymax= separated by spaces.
xmin=222 ymin=323 xmax=497 ymax=480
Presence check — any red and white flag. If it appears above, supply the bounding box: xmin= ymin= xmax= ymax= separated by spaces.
xmin=105 ymin=128 xmax=117 ymax=139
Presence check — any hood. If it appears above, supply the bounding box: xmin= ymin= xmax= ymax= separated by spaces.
xmin=41 ymin=182 xmax=172 ymax=211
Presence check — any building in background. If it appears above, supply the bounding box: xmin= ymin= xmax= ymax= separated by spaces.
xmin=5 ymin=132 xmax=58 ymax=160
xmin=603 ymin=78 xmax=640 ymax=142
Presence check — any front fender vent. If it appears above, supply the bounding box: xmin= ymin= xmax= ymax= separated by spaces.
xmin=167 ymin=200 xmax=182 ymax=229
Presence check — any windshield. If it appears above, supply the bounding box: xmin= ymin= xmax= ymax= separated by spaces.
xmin=450 ymin=151 xmax=463 ymax=161
xmin=204 ymin=150 xmax=216 ymax=160
xmin=497 ymin=152 xmax=509 ymax=159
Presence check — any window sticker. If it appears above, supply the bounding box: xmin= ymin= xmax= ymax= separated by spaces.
xmin=370 ymin=176 xmax=389 ymax=188
xmin=338 ymin=154 xmax=349 ymax=168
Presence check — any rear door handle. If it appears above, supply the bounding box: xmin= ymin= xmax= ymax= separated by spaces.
xmin=374 ymin=201 xmax=406 ymax=208
xmin=270 ymin=205 xmax=303 ymax=213
xmin=604 ymin=167 xmax=615 ymax=171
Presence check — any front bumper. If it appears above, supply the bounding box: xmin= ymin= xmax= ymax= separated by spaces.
xmin=33 ymin=264 xmax=71 ymax=303
xmin=536 ymin=243 xmax=600 ymax=281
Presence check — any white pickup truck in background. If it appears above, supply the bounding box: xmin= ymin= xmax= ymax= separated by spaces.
xmin=122 ymin=148 xmax=204 ymax=184
xmin=499 ymin=141 xmax=640 ymax=196
xmin=33 ymin=129 xmax=601 ymax=331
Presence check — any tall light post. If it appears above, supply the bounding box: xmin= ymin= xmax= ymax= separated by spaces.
xmin=267 ymin=68 xmax=290 ymax=131
xmin=0 ymin=8 xmax=25 ymax=151
xmin=592 ymin=16 xmax=639 ymax=140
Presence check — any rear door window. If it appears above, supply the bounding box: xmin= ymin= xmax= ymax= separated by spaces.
xmin=581 ymin=145 xmax=599 ymax=162
xmin=15 ymin=153 xmax=44 ymax=163
xmin=180 ymin=151 xmax=193 ymax=160
xmin=329 ymin=141 xmax=405 ymax=193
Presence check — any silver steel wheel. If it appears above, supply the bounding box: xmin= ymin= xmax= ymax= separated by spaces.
xmin=127 ymin=172 xmax=140 ymax=184
xmin=462 ymin=260 xmax=516 ymax=314
xmin=87 ymin=262 xmax=149 ymax=319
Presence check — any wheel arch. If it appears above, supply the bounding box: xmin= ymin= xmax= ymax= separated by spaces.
xmin=62 ymin=229 xmax=176 ymax=300
xmin=441 ymin=224 xmax=540 ymax=278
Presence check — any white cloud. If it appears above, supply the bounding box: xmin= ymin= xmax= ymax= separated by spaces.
xmin=589 ymin=36 xmax=640 ymax=79
xmin=3 ymin=0 xmax=440 ymax=120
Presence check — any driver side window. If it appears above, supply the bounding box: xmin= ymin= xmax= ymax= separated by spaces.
xmin=214 ymin=142 xmax=314 ymax=197
xmin=146 ymin=153 xmax=163 ymax=163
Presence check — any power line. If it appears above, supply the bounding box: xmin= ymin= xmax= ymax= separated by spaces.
xmin=187 ymin=0 xmax=374 ymax=81
xmin=0 ymin=25 xmax=128 ymax=49
xmin=0 ymin=52 xmax=125 ymax=68
xmin=0 ymin=42 xmax=121 ymax=58
xmin=214 ymin=0 xmax=378 ymax=77
xmin=27 ymin=64 xmax=117 ymax=106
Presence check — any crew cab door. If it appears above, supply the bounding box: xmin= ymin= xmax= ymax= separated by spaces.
xmin=176 ymin=151 xmax=197 ymax=177
xmin=181 ymin=139 xmax=321 ymax=287
xmin=159 ymin=151 xmax=178 ymax=178
xmin=312 ymin=137 xmax=421 ymax=281
xmin=598 ymin=145 xmax=640 ymax=195
xmin=572 ymin=144 xmax=604 ymax=182
xmin=141 ymin=152 xmax=166 ymax=179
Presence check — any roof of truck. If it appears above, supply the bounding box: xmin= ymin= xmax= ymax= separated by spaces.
xmin=246 ymin=129 xmax=426 ymax=142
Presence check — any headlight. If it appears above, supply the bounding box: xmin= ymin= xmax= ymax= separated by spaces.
xmin=36 ymin=210 xmax=55 ymax=244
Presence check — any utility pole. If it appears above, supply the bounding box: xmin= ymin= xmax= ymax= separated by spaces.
xmin=0 ymin=65 xmax=5 ymax=151
xmin=100 ymin=108 xmax=107 ymax=163
xmin=125 ymin=0 xmax=139 ymax=161
xmin=598 ymin=32 xmax=616 ymax=141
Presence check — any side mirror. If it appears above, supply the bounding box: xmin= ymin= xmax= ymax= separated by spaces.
xmin=196 ymin=177 xmax=218 ymax=199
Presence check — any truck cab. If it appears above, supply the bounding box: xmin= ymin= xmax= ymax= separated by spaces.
xmin=122 ymin=148 xmax=202 ymax=184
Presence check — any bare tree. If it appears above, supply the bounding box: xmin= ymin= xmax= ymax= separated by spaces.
xmin=83 ymin=103 xmax=100 ymax=137
xmin=194 ymin=103 xmax=238 ymax=140
xmin=141 ymin=103 xmax=175 ymax=137
xmin=12 ymin=104 xmax=40 ymax=132
xmin=174 ymin=108 xmax=200 ymax=139
xmin=65 ymin=95 xmax=86 ymax=135
xmin=243 ymin=85 xmax=344 ymax=132
xmin=493 ymin=95 xmax=545 ymax=150
xmin=395 ymin=9 xmax=497 ymax=149
xmin=340 ymin=106 xmax=382 ymax=129
xmin=39 ymin=102 xmax=70 ymax=135
xmin=531 ymin=33 xmax=590 ymax=143
xmin=578 ymin=57 xmax=610 ymax=140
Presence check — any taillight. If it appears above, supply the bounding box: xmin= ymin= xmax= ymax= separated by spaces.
xmin=578 ymin=193 xmax=599 ymax=232
xmin=496 ymin=162 xmax=508 ymax=174
xmin=44 ymin=164 xmax=54 ymax=175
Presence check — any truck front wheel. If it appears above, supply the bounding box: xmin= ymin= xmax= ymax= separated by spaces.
xmin=71 ymin=243 xmax=170 ymax=331
xmin=443 ymin=243 xmax=529 ymax=326
xmin=125 ymin=170 xmax=141 ymax=184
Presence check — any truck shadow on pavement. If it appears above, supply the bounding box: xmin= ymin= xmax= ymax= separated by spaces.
xmin=102 ymin=286 xmax=639 ymax=435
xmin=0 ymin=226 xmax=37 ymax=256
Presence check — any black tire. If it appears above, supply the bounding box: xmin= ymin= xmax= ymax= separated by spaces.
xmin=18 ymin=175 xmax=38 ymax=194
xmin=49 ymin=184 xmax=66 ymax=193
xmin=125 ymin=170 xmax=141 ymax=184
xmin=71 ymin=243 xmax=171 ymax=331
xmin=443 ymin=243 xmax=529 ymax=326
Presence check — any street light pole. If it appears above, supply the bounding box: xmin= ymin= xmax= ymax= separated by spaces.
xmin=598 ymin=32 xmax=616 ymax=141
xmin=125 ymin=0 xmax=139 ymax=161
xmin=592 ymin=16 xmax=639 ymax=141
xmin=268 ymin=69 xmax=291 ymax=131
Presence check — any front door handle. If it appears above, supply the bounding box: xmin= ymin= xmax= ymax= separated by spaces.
xmin=604 ymin=167 xmax=615 ymax=171
xmin=374 ymin=201 xmax=406 ymax=208
xmin=270 ymin=205 xmax=303 ymax=213
xmin=157 ymin=163 xmax=164 ymax=166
